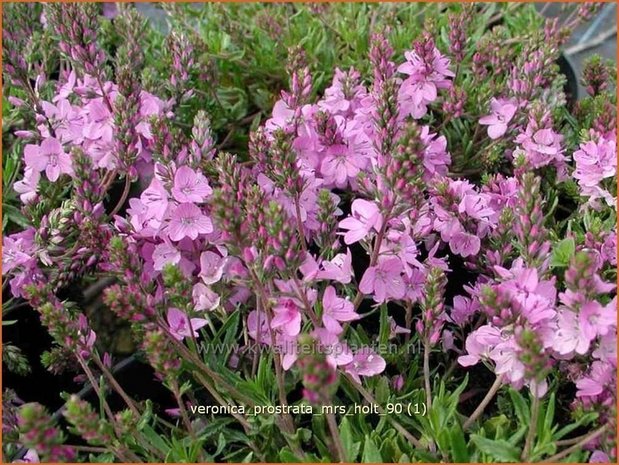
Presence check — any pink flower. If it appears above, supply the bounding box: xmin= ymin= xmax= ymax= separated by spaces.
xmin=167 ymin=203 xmax=213 ymax=241
xmin=167 ymin=307 xmax=208 ymax=341
xmin=2 ymin=235 xmax=34 ymax=274
xmin=589 ymin=451 xmax=611 ymax=463
xmin=320 ymin=144 xmax=366 ymax=189
xmin=141 ymin=178 xmax=169 ymax=221
xmin=192 ymin=283 xmax=220 ymax=311
xmin=152 ymin=242 xmax=181 ymax=271
xmin=319 ymin=67 xmax=367 ymax=116
xmin=164 ymin=408 xmax=181 ymax=418
xmin=339 ymin=199 xmax=383 ymax=244
xmin=553 ymin=309 xmax=592 ymax=355
xmin=420 ymin=126 xmax=451 ymax=180
xmin=490 ymin=339 xmax=526 ymax=385
xmin=573 ymin=133 xmax=617 ymax=205
xmin=13 ymin=449 xmax=39 ymax=463
xmin=479 ymin=98 xmax=517 ymax=139
xmin=312 ymin=328 xmax=353 ymax=367
xmin=398 ymin=46 xmax=454 ymax=119
xmin=171 ymin=166 xmax=213 ymax=203
xmin=343 ymin=348 xmax=386 ymax=384
xmin=576 ymin=361 xmax=613 ymax=398
xmin=278 ymin=333 xmax=301 ymax=370
xmin=458 ymin=194 xmax=495 ymax=221
xmin=199 ymin=251 xmax=225 ymax=285
xmin=13 ymin=168 xmax=40 ymax=204
xmin=247 ymin=310 xmax=270 ymax=345
xmin=451 ymin=295 xmax=479 ymax=326
xmin=299 ymin=254 xmax=320 ymax=281
xmin=449 ymin=231 xmax=480 ymax=257
xmin=389 ymin=317 xmax=411 ymax=338
xmin=271 ymin=299 xmax=302 ymax=337
xmin=316 ymin=249 xmax=354 ymax=284
xmin=53 ymin=70 xmax=77 ymax=102
xmin=458 ymin=325 xmax=501 ymax=367
xmin=24 ymin=137 xmax=73 ymax=182
xmin=515 ymin=123 xmax=566 ymax=173
xmin=580 ymin=300 xmax=616 ymax=340
xmin=265 ymin=99 xmax=296 ymax=131
xmin=83 ymin=100 xmax=113 ymax=140
xmin=77 ymin=314 xmax=96 ymax=358
xmin=359 ymin=258 xmax=405 ymax=303
xmin=322 ymin=285 xmax=359 ymax=334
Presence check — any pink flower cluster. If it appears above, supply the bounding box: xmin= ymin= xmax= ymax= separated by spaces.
xmin=2 ymin=30 xmax=616 ymax=433
xmin=573 ymin=130 xmax=617 ymax=207
xmin=14 ymin=70 xmax=168 ymax=203
xmin=457 ymin=254 xmax=616 ymax=400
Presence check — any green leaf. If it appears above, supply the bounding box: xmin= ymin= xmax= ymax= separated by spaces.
xmin=140 ymin=424 xmax=171 ymax=455
xmin=362 ymin=436 xmax=383 ymax=463
xmin=449 ymin=424 xmax=470 ymax=462
xmin=340 ymin=417 xmax=360 ymax=462
xmin=550 ymin=238 xmax=575 ymax=268
xmin=374 ymin=376 xmax=390 ymax=405
xmin=553 ymin=412 xmax=598 ymax=440
xmin=542 ymin=393 xmax=556 ymax=443
xmin=470 ymin=435 xmax=521 ymax=462
xmin=278 ymin=447 xmax=301 ymax=463
xmin=378 ymin=304 xmax=389 ymax=346
xmin=508 ymin=388 xmax=530 ymax=425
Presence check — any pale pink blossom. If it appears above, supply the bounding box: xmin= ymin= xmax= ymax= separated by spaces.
xmin=24 ymin=137 xmax=73 ymax=182
xmin=321 ymin=285 xmax=359 ymax=334
xmin=199 ymin=251 xmax=226 ymax=285
xmin=152 ymin=242 xmax=181 ymax=271
xmin=167 ymin=203 xmax=213 ymax=241
xmin=271 ymin=299 xmax=302 ymax=337
xmin=316 ymin=249 xmax=354 ymax=284
xmin=172 ymin=166 xmax=213 ymax=203
xmin=193 ymin=283 xmax=220 ymax=311
xmin=339 ymin=199 xmax=383 ymax=244
xmin=343 ymin=348 xmax=386 ymax=384
xmin=167 ymin=307 xmax=208 ymax=341
xmin=13 ymin=449 xmax=39 ymax=463
xmin=479 ymin=98 xmax=517 ymax=139
xmin=13 ymin=168 xmax=40 ymax=204
xmin=312 ymin=328 xmax=354 ymax=367
xmin=359 ymin=258 xmax=405 ymax=303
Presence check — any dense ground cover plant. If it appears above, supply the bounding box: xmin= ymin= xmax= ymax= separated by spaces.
xmin=2 ymin=2 xmax=617 ymax=463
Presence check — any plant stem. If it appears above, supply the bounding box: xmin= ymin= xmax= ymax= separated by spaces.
xmin=404 ymin=302 xmax=413 ymax=343
xmin=158 ymin=321 xmax=255 ymax=406
xmin=463 ymin=375 xmax=503 ymax=430
xmin=170 ymin=380 xmax=195 ymax=439
xmin=521 ymin=394 xmax=540 ymax=460
xmin=92 ymin=355 xmax=140 ymax=417
xmin=97 ymin=74 xmax=114 ymax=113
xmin=326 ymin=412 xmax=346 ymax=462
xmin=67 ymin=445 xmax=109 ymax=454
xmin=292 ymin=275 xmax=320 ymax=325
xmin=423 ymin=340 xmax=432 ymax=411
xmin=247 ymin=270 xmax=298 ymax=433
xmin=541 ymin=425 xmax=608 ymax=463
xmin=344 ymin=373 xmax=424 ymax=450
xmin=352 ymin=203 xmax=394 ymax=311
xmin=75 ymin=356 xmax=118 ymax=433
xmin=294 ymin=194 xmax=308 ymax=253
xmin=109 ymin=176 xmax=131 ymax=217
